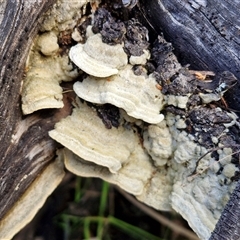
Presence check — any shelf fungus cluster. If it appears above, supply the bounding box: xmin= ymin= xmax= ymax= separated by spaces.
xmin=4 ymin=0 xmax=239 ymax=239
xmin=69 ymin=33 xmax=128 ymax=77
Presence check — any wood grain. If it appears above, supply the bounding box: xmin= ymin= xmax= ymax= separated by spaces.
xmin=209 ymin=181 xmax=240 ymax=239
xmin=140 ymin=0 xmax=240 ymax=112
xmin=0 ymin=0 xmax=58 ymax=220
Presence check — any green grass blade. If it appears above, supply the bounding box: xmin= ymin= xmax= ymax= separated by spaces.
xmin=108 ymin=216 xmax=164 ymax=240
xmin=97 ymin=181 xmax=110 ymax=238
xmin=74 ymin=176 xmax=82 ymax=203
xmin=83 ymin=217 xmax=91 ymax=240
xmin=81 ymin=216 xmax=163 ymax=240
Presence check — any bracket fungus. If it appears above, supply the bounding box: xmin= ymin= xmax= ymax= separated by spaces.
xmin=69 ymin=33 xmax=128 ymax=77
xmin=8 ymin=0 xmax=240 ymax=239
xmin=21 ymin=0 xmax=88 ymax=115
xmin=73 ymin=65 xmax=164 ymax=124
xmin=50 ymin=102 xmax=237 ymax=240
xmin=61 ymin=146 xmax=153 ymax=196
xmin=49 ymin=101 xmax=141 ymax=173
xmin=62 ymin=147 xmax=173 ymax=210
xmin=21 ymin=54 xmax=78 ymax=114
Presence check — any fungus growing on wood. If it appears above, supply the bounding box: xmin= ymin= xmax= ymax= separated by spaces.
xmin=21 ymin=49 xmax=78 ymax=115
xmin=69 ymin=33 xmax=128 ymax=77
xmin=60 ymin=147 xmax=173 ymax=210
xmin=49 ymin=101 xmax=141 ymax=173
xmin=5 ymin=0 xmax=239 ymax=239
xmin=73 ymin=64 xmax=164 ymax=124
xmin=143 ymin=121 xmax=172 ymax=166
xmin=37 ymin=32 xmax=59 ymax=56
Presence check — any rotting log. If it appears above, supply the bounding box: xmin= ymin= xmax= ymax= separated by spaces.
xmin=140 ymin=0 xmax=240 ymax=112
xmin=140 ymin=1 xmax=240 ymax=239
xmin=1 ymin=0 xmax=240 ymax=239
xmin=0 ymin=0 xmax=57 ymax=220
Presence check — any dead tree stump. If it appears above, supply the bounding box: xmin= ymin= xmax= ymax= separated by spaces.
xmin=0 ymin=0 xmax=57 ymax=220
xmin=1 ymin=0 xmax=240 ymax=239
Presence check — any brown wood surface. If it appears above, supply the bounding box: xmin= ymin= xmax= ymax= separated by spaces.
xmin=0 ymin=0 xmax=57 ymax=220
xmin=1 ymin=0 xmax=240 ymax=239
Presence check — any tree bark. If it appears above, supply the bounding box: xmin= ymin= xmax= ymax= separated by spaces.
xmin=0 ymin=0 xmax=58 ymax=220
xmin=140 ymin=0 xmax=240 ymax=112
xmin=209 ymin=180 xmax=240 ymax=240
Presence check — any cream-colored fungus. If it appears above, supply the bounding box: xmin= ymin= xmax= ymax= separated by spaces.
xmin=73 ymin=65 xmax=164 ymax=124
xmin=69 ymin=33 xmax=128 ymax=77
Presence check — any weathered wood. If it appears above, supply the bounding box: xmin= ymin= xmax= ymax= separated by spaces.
xmin=1 ymin=0 xmax=240 ymax=239
xmin=0 ymin=0 xmax=57 ymax=220
xmin=140 ymin=0 xmax=240 ymax=112
xmin=209 ymin=180 xmax=240 ymax=240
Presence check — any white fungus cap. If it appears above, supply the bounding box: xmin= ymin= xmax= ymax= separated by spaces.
xmin=69 ymin=34 xmax=128 ymax=77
